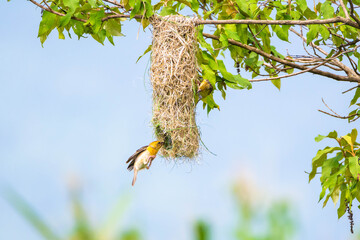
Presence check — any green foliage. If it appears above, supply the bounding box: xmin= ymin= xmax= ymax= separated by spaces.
xmin=37 ymin=0 xmax=127 ymax=46
xmin=3 ymin=188 xmax=140 ymax=240
xmin=233 ymin=185 xmax=296 ymax=240
xmin=309 ymin=129 xmax=360 ymax=219
xmin=14 ymin=0 xmax=360 ymax=224
xmin=3 ymin=189 xmax=61 ymax=240
xmin=194 ymin=220 xmax=211 ymax=240
xmin=32 ymin=0 xmax=360 ymax=113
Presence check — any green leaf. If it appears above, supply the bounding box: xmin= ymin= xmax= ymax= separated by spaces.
xmin=38 ymin=10 xmax=59 ymax=45
xmin=233 ymin=75 xmax=251 ymax=89
xmin=88 ymin=0 xmax=97 ymax=7
xmin=296 ymin=0 xmax=308 ymax=12
xmin=234 ymin=0 xmax=251 ymax=18
xmin=337 ymin=189 xmax=347 ymax=219
xmin=197 ymin=27 xmax=214 ymax=55
xmin=194 ymin=220 xmax=211 ymax=240
xmin=331 ymin=184 xmax=341 ymax=207
xmin=315 ymin=131 xmax=338 ymax=142
xmin=201 ymin=64 xmax=216 ymax=86
xmin=219 ymin=34 xmax=228 ymax=47
xmin=59 ymin=13 xmax=72 ymax=28
xmin=63 ymin=0 xmax=80 ymax=11
xmin=309 ymin=147 xmax=341 ymax=182
xmin=224 ymin=25 xmax=241 ymax=42
xmin=349 ymin=156 xmax=360 ymax=180
xmin=88 ymin=10 xmax=105 ymax=33
xmin=202 ymin=94 xmax=220 ymax=114
xmin=159 ymin=6 xmax=177 ymax=16
xmin=189 ymin=0 xmax=199 ymax=12
xmin=119 ymin=229 xmax=142 ymax=240
xmin=319 ymin=186 xmax=327 ymax=201
xmin=350 ymin=87 xmax=360 ymax=106
xmin=342 ymin=135 xmax=353 ymax=147
xmin=236 ymin=24 xmax=248 ymax=43
xmin=351 ymin=129 xmax=358 ymax=145
xmin=320 ymin=153 xmax=342 ymax=182
xmin=145 ymin=0 xmax=154 ymax=18
xmin=57 ymin=28 xmax=65 ymax=40
xmin=3 ymin=189 xmax=60 ymax=240
xmin=136 ymin=45 xmax=152 ymax=63
xmin=322 ymin=194 xmax=331 ymax=208
xmin=320 ymin=1 xmax=334 ymax=19
xmin=273 ymin=25 xmax=289 ymax=42
xmin=271 ymin=79 xmax=281 ymax=90
xmin=104 ymin=20 xmax=123 ymax=36
xmin=130 ymin=0 xmax=142 ymax=18
xmin=315 ymin=135 xmax=326 ymax=142
xmin=327 ymin=131 xmax=338 ymax=139
xmin=307 ymin=25 xmax=320 ymax=44
xmin=319 ymin=25 xmax=330 ymax=40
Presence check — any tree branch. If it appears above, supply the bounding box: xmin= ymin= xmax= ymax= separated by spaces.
xmin=290 ymin=28 xmax=358 ymax=78
xmin=202 ymin=33 xmax=360 ymax=83
xmin=196 ymin=17 xmax=360 ymax=29
xmin=342 ymin=85 xmax=360 ymax=94
xmin=318 ymin=110 xmax=359 ymax=119
xmin=29 ymin=0 xmax=86 ymax=22
xmin=318 ymin=98 xmax=360 ymax=120
xmin=101 ymin=14 xmax=143 ymax=22
xmin=339 ymin=0 xmax=350 ymax=19
xmin=29 ymin=0 xmax=142 ymax=23
xmin=348 ymin=0 xmax=360 ymax=27
xmin=103 ymin=0 xmax=126 ymax=9
xmin=249 ymin=59 xmax=334 ymax=82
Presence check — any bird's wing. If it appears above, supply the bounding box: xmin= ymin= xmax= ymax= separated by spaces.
xmin=126 ymin=145 xmax=148 ymax=163
xmin=126 ymin=145 xmax=148 ymax=171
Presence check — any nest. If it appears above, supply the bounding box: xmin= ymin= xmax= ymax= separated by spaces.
xmin=150 ymin=15 xmax=199 ymax=160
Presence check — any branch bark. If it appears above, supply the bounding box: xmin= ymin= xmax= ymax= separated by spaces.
xmin=196 ymin=17 xmax=360 ymax=29
xmin=29 ymin=0 xmax=86 ymax=22
xmin=202 ymin=33 xmax=360 ymax=83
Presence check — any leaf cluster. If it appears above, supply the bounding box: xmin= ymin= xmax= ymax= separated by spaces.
xmin=38 ymin=0 xmax=127 ymax=45
xmin=32 ymin=0 xmax=360 ymax=113
xmin=309 ymin=129 xmax=360 ymax=219
xmin=3 ymin=188 xmax=140 ymax=240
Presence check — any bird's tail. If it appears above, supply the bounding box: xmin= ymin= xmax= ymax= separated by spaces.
xmin=132 ymin=169 xmax=138 ymax=186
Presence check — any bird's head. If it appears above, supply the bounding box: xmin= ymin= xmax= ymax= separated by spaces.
xmin=147 ymin=141 xmax=164 ymax=155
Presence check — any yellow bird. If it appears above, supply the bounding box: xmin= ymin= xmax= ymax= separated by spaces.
xmin=197 ymin=79 xmax=213 ymax=100
xmin=126 ymin=141 xmax=164 ymax=186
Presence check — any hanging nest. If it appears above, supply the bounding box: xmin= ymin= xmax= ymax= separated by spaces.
xmin=150 ymin=15 xmax=199 ymax=160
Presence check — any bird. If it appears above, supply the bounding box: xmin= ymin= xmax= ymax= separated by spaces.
xmin=126 ymin=141 xmax=164 ymax=186
xmin=197 ymin=79 xmax=213 ymax=101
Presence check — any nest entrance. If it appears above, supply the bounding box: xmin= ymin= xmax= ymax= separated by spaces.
xmin=150 ymin=15 xmax=199 ymax=159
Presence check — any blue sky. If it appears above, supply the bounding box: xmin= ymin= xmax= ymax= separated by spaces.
xmin=0 ymin=1 xmax=359 ymax=240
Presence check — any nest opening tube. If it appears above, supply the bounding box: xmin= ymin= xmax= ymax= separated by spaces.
xmin=150 ymin=15 xmax=200 ymax=160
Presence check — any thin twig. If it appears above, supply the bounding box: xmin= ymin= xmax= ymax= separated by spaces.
xmin=342 ymin=85 xmax=360 ymax=94
xmin=290 ymin=27 xmax=357 ymax=77
xmin=339 ymin=0 xmax=350 ymax=19
xmin=103 ymin=0 xmax=126 ymax=9
xmin=29 ymin=0 xmax=87 ymax=22
xmin=249 ymin=53 xmax=340 ymax=82
xmin=348 ymin=0 xmax=360 ymax=27
xmin=322 ymin=98 xmax=341 ymax=117
xmin=254 ymin=24 xmax=267 ymax=37
xmin=318 ymin=98 xmax=360 ymax=119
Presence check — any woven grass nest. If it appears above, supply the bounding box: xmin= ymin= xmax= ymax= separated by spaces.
xmin=150 ymin=15 xmax=199 ymax=160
